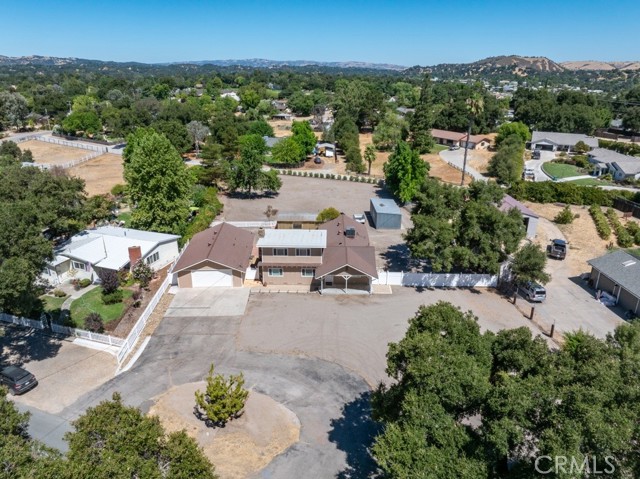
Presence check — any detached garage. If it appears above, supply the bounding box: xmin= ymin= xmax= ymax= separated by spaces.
xmin=172 ymin=223 xmax=255 ymax=288
xmin=370 ymin=198 xmax=402 ymax=230
xmin=588 ymin=250 xmax=640 ymax=316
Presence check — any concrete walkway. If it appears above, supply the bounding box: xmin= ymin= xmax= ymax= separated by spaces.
xmin=60 ymin=284 xmax=99 ymax=312
xmin=439 ymin=149 xmax=485 ymax=181
xmin=556 ymin=175 xmax=593 ymax=183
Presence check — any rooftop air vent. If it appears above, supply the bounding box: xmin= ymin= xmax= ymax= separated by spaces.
xmin=622 ymin=260 xmax=636 ymax=267
xmin=345 ymin=228 xmax=356 ymax=239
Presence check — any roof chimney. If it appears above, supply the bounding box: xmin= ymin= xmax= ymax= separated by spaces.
xmin=128 ymin=246 xmax=142 ymax=271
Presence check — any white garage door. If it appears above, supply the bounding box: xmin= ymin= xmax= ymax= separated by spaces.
xmin=191 ymin=269 xmax=233 ymax=287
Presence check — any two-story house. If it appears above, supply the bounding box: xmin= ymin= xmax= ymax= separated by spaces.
xmin=257 ymin=229 xmax=326 ymax=287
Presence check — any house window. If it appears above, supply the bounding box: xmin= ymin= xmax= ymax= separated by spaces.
xmin=293 ymin=223 xmax=302 ymax=229
xmin=273 ymin=248 xmax=288 ymax=256
xmin=71 ymin=261 xmax=85 ymax=271
xmin=268 ymin=268 xmax=284 ymax=277
xmin=146 ymin=252 xmax=160 ymax=264
xmin=296 ymin=248 xmax=311 ymax=256
xmin=301 ymin=268 xmax=315 ymax=277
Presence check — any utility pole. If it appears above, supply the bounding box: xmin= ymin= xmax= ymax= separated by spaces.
xmin=460 ymin=115 xmax=473 ymax=186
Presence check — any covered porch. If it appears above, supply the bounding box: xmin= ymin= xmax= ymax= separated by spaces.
xmin=317 ymin=266 xmax=374 ymax=295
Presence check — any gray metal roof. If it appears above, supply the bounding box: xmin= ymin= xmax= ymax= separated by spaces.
xmin=257 ymin=229 xmax=327 ymax=248
xmin=588 ymin=148 xmax=636 ymax=164
xmin=276 ymin=212 xmax=318 ymax=222
xmin=370 ymin=198 xmax=402 ymax=215
xmin=588 ymin=250 xmax=640 ymax=299
xmin=531 ymin=131 xmax=598 ymax=148
xmin=612 ymin=159 xmax=640 ymax=175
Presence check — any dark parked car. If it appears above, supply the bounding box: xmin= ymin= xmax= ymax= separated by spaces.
xmin=547 ymin=239 xmax=567 ymax=260
xmin=0 ymin=366 xmax=38 ymax=395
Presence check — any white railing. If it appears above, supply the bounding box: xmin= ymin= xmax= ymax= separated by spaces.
xmin=50 ymin=323 xmax=125 ymax=346
xmin=37 ymin=135 xmax=106 ymax=152
xmin=7 ymin=134 xmax=43 ymax=144
xmin=0 ymin=312 xmax=45 ymax=330
xmin=373 ymin=270 xmax=498 ymax=288
xmin=116 ymin=274 xmax=172 ymax=364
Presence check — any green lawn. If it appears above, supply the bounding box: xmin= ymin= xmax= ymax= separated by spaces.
xmin=41 ymin=295 xmax=67 ymax=322
xmin=566 ymin=178 xmax=608 ymax=186
xmin=430 ymin=144 xmax=448 ymax=153
xmin=70 ymin=287 xmax=133 ymax=328
xmin=116 ymin=211 xmax=132 ymax=225
xmin=629 ymin=248 xmax=640 ymax=259
xmin=541 ymin=162 xmax=585 ymax=179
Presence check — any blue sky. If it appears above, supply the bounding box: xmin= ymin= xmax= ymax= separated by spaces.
xmin=2 ymin=0 xmax=639 ymax=65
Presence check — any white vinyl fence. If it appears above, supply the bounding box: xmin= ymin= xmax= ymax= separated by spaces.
xmin=117 ymin=274 xmax=172 ymax=364
xmin=0 ymin=312 xmax=45 ymax=330
xmin=211 ymin=220 xmax=277 ymax=229
xmin=373 ymin=270 xmax=498 ymax=288
xmin=50 ymin=323 xmax=125 ymax=347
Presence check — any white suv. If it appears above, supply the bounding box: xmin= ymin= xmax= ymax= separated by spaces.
xmin=353 ymin=213 xmax=366 ymax=224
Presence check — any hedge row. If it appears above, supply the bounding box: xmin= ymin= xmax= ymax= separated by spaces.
xmin=626 ymin=221 xmax=640 ymax=245
xmin=508 ymin=180 xmax=639 ymax=207
xmin=589 ymin=205 xmax=611 ymax=240
xmin=606 ymin=208 xmax=635 ymax=247
xmin=279 ymin=169 xmax=383 ymax=185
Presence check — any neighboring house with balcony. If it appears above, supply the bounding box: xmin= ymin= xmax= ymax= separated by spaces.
xmin=42 ymin=227 xmax=180 ymax=285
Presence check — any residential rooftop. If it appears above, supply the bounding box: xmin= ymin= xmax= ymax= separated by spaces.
xmin=257 ymin=229 xmax=327 ymax=249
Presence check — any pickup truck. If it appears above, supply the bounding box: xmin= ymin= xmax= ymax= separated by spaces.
xmin=546 ymin=239 xmax=567 ymax=260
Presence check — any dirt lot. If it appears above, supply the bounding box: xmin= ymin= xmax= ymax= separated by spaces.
xmin=466 ymin=148 xmax=494 ymax=174
xmin=267 ymin=115 xmax=317 ymax=138
xmin=67 ymin=153 xmax=124 ymax=196
xmin=425 ymin=153 xmax=472 ymax=185
xmin=522 ymin=202 xmax=639 ymax=276
xmin=150 ymin=384 xmax=299 ymax=479
xmin=19 ymin=140 xmax=90 ymax=166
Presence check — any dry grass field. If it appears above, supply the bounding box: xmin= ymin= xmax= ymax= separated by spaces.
xmin=19 ymin=140 xmax=90 ymax=166
xmin=67 ymin=153 xmax=124 ymax=196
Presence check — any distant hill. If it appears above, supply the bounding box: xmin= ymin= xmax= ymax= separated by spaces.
xmin=406 ymin=55 xmax=567 ymax=78
xmin=166 ymin=58 xmax=407 ymax=71
xmin=561 ymin=60 xmax=640 ymax=71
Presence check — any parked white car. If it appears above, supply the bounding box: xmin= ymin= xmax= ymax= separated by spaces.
xmin=353 ymin=213 xmax=366 ymax=224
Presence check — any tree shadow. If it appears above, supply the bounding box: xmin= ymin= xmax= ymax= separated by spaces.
xmin=328 ymin=391 xmax=381 ymax=479
xmin=226 ymin=190 xmax=280 ymax=200
xmin=0 ymin=324 xmax=63 ymax=367
xmin=381 ymin=243 xmax=413 ymax=271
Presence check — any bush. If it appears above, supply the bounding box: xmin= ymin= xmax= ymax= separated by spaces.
xmin=317 ymin=207 xmax=341 ymax=222
xmin=626 ymin=221 xmax=640 ymax=245
xmin=53 ymin=289 xmax=67 ymax=298
xmin=589 ymin=205 xmax=611 ymax=240
xmin=553 ymin=206 xmax=575 ymax=224
xmin=132 ymin=287 xmax=143 ymax=308
xmin=132 ymin=260 xmax=154 ymax=288
xmin=508 ymin=181 xmax=634 ymax=207
xmin=97 ymin=269 xmax=120 ymax=294
xmin=101 ymin=289 xmax=123 ymax=305
xmin=110 ymin=184 xmax=126 ymax=197
xmin=79 ymin=278 xmax=92 ymax=288
xmin=194 ymin=363 xmax=248 ymax=426
xmin=606 ymin=208 xmax=635 ymax=247
xmin=84 ymin=313 xmax=104 ymax=333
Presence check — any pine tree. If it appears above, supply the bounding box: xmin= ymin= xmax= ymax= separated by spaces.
xmin=194 ymin=364 xmax=249 ymax=425
xmin=409 ymin=73 xmax=435 ymax=154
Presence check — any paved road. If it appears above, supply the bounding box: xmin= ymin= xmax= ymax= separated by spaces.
xmin=439 ymin=149 xmax=485 ymax=181
xmin=51 ymin=310 xmax=376 ymax=479
xmin=16 ymin=403 xmax=72 ymax=452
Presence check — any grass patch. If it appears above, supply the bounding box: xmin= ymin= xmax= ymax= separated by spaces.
xmin=116 ymin=211 xmax=132 ymax=225
xmin=430 ymin=144 xmax=448 ymax=153
xmin=40 ymin=295 xmax=66 ymax=322
xmin=629 ymin=248 xmax=640 ymax=259
xmin=70 ymin=287 xmax=133 ymax=328
xmin=542 ymin=162 xmax=585 ymax=179
xmin=566 ymin=178 xmax=609 ymax=186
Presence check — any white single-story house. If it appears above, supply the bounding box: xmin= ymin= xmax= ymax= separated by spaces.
xmin=588 ymin=148 xmax=640 ymax=181
xmin=431 ymin=129 xmax=492 ymax=150
xmin=529 ymin=131 xmax=598 ymax=152
xmin=42 ymin=227 xmax=180 ymax=285
xmin=220 ymin=90 xmax=240 ymax=102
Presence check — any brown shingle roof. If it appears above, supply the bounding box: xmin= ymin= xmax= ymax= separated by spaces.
xmin=172 ymin=223 xmax=255 ymax=273
xmin=319 ymin=213 xmax=370 ymax=247
xmin=315 ymin=246 xmax=378 ymax=278
xmin=431 ymin=129 xmax=466 ymax=142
